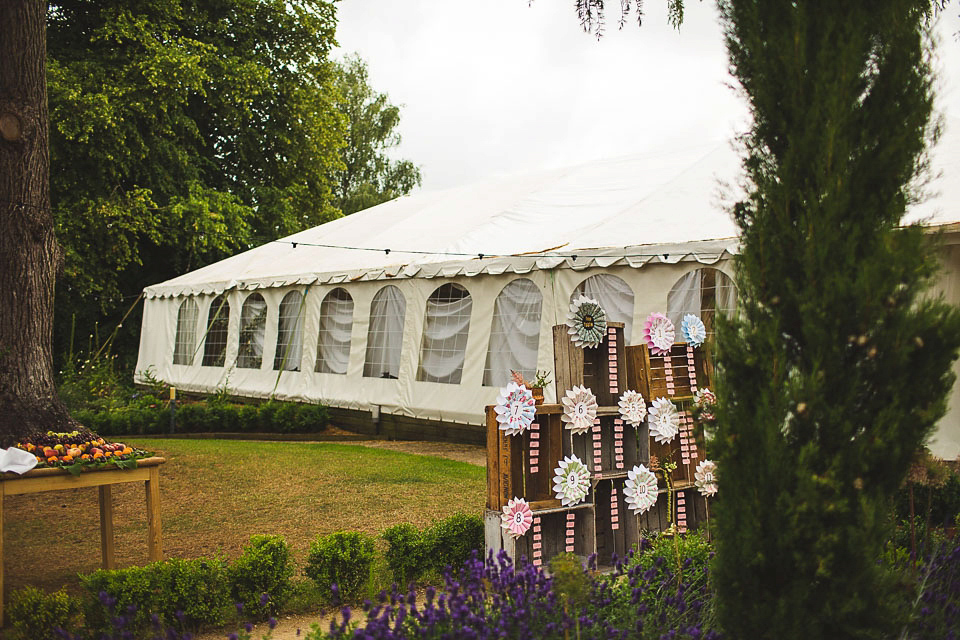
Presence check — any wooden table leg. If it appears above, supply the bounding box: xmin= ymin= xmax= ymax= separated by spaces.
xmin=98 ymin=485 xmax=116 ymax=570
xmin=145 ymin=467 xmax=163 ymax=562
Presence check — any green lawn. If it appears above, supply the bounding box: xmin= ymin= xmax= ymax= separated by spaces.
xmin=4 ymin=438 xmax=485 ymax=597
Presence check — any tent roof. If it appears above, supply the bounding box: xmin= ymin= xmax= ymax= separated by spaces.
xmin=145 ymin=123 xmax=960 ymax=299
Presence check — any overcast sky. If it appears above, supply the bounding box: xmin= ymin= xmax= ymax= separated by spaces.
xmin=334 ymin=1 xmax=960 ymax=193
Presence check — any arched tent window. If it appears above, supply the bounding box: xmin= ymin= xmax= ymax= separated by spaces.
xmin=315 ymin=288 xmax=354 ymax=374
xmin=417 ymin=283 xmax=472 ymax=384
xmin=173 ymin=298 xmax=199 ymax=365
xmin=483 ymin=279 xmax=542 ymax=387
xmin=274 ymin=290 xmax=305 ymax=371
xmin=667 ymin=268 xmax=737 ymax=341
xmin=236 ymin=293 xmax=267 ymax=369
xmin=201 ymin=295 xmax=230 ymax=367
xmin=363 ymin=285 xmax=406 ymax=379
xmin=572 ymin=274 xmax=635 ymax=343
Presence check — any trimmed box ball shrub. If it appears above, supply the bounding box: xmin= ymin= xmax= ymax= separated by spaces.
xmin=427 ymin=513 xmax=483 ymax=574
xmin=7 ymin=586 xmax=78 ymax=640
xmin=382 ymin=522 xmax=429 ymax=586
xmin=305 ymin=531 xmax=376 ymax=603
xmin=229 ymin=534 xmax=294 ymax=618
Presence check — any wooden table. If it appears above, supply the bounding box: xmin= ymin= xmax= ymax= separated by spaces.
xmin=0 ymin=457 xmax=166 ymax=626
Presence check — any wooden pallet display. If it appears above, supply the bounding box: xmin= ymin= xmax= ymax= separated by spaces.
xmin=625 ymin=341 xmax=712 ymax=533
xmin=484 ymin=402 xmax=597 ymax=565
xmin=486 ymin=322 xmax=658 ymax=568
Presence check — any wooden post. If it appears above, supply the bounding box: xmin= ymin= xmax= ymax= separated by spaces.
xmin=145 ymin=466 xmax=163 ymax=562
xmin=1 ymin=482 xmax=5 ymax=627
xmin=98 ymin=485 xmax=115 ymax=569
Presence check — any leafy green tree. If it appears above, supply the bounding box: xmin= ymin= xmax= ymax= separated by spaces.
xmin=332 ymin=54 xmax=421 ymax=215
xmin=46 ymin=0 xmax=345 ymax=363
xmin=709 ymin=1 xmax=960 ymax=638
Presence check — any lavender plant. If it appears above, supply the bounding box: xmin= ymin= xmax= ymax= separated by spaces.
xmin=903 ymin=542 xmax=960 ymax=640
xmin=323 ymin=545 xmax=720 ymax=640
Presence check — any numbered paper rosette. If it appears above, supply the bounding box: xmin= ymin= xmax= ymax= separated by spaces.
xmin=561 ymin=385 xmax=598 ymax=435
xmin=553 ymin=455 xmax=591 ymax=507
xmin=501 ymin=497 xmax=534 ymax=538
xmin=693 ymin=387 xmax=717 ymax=422
xmin=681 ymin=314 xmax=707 ymax=347
xmin=694 ymin=460 xmax=718 ymax=497
xmin=618 ymin=390 xmax=647 ymax=428
xmin=494 ymin=382 xmax=536 ymax=436
xmin=624 ymin=464 xmax=659 ymax=514
xmin=566 ymin=295 xmax=607 ymax=349
xmin=648 ymin=397 xmax=680 ymax=444
xmin=643 ymin=312 xmax=675 ymax=355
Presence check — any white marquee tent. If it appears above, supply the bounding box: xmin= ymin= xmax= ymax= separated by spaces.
xmin=136 ymin=127 xmax=960 ymax=458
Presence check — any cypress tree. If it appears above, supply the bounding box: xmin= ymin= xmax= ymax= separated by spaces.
xmin=712 ymin=2 xmax=960 ymax=638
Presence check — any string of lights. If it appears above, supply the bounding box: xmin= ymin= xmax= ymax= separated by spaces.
xmin=1 ymin=198 xmax=734 ymax=262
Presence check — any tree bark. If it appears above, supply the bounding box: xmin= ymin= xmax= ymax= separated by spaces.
xmin=0 ymin=0 xmax=76 ymax=446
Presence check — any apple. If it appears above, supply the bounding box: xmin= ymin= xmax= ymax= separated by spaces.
xmin=90 ymin=447 xmax=103 ymax=456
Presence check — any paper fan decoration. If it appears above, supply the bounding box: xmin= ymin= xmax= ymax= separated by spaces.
xmin=694 ymin=387 xmax=717 ymax=422
xmin=694 ymin=460 xmax=718 ymax=497
xmin=561 ymin=385 xmax=598 ymax=435
xmin=494 ymin=382 xmax=536 ymax=436
xmin=553 ymin=455 xmax=591 ymax=507
xmin=566 ymin=295 xmax=607 ymax=349
xmin=618 ymin=390 xmax=647 ymax=427
xmin=501 ymin=497 xmax=534 ymax=538
xmin=624 ymin=464 xmax=659 ymax=514
xmin=643 ymin=313 xmax=675 ymax=355
xmin=681 ymin=314 xmax=707 ymax=347
xmin=648 ymin=397 xmax=680 ymax=444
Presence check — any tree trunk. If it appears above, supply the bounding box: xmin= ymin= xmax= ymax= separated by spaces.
xmin=0 ymin=0 xmax=76 ymax=446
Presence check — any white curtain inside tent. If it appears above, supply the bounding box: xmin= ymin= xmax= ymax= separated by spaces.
xmin=483 ymin=278 xmax=542 ymax=387
xmin=418 ymin=284 xmax=472 ymax=384
xmin=173 ymin=299 xmax=198 ymax=365
xmin=274 ymin=291 xmax=304 ymax=371
xmin=237 ymin=293 xmax=267 ymax=369
xmin=316 ymin=288 xmax=354 ymax=374
xmin=574 ymin=275 xmax=635 ymax=343
xmin=667 ymin=268 xmax=737 ymax=336
xmin=202 ymin=295 xmax=230 ymax=367
xmin=363 ymin=285 xmax=406 ymax=378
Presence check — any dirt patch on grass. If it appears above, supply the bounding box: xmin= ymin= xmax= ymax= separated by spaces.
xmin=346 ymin=439 xmax=485 ymax=467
